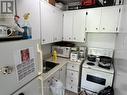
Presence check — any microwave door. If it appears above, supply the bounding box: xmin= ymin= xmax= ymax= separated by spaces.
xmin=0 ymin=40 xmax=41 ymax=95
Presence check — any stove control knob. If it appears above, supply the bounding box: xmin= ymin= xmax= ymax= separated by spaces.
xmin=19 ymin=93 xmax=24 ymax=95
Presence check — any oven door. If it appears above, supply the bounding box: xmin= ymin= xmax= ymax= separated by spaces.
xmin=81 ymin=68 xmax=113 ymax=92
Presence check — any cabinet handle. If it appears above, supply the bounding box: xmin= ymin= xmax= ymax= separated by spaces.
xmin=74 ymin=37 xmax=76 ymax=40
xmin=72 ymin=66 xmax=74 ymax=68
xmin=103 ymin=28 xmax=105 ymax=30
xmin=85 ymin=28 xmax=87 ymax=31
xmin=84 ymin=38 xmax=85 ymax=41
xmin=71 ymin=80 xmax=73 ymax=82
xmin=86 ymin=12 xmax=88 ymax=15
xmin=69 ymin=37 xmax=71 ymax=40
xmin=96 ymin=28 xmax=98 ymax=30
xmin=43 ymin=39 xmax=45 ymax=42
xmin=71 ymin=73 xmax=73 ymax=75
xmin=71 ymin=86 xmax=73 ymax=88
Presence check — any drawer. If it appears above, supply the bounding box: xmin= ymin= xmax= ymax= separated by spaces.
xmin=67 ymin=63 xmax=80 ymax=71
xmin=66 ymin=77 xmax=78 ymax=86
xmin=66 ymin=70 xmax=79 ymax=78
xmin=66 ymin=83 xmax=78 ymax=93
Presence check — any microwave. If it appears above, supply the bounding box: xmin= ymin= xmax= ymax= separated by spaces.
xmin=52 ymin=46 xmax=71 ymax=58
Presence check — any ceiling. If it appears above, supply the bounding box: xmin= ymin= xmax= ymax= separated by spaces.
xmin=56 ymin=0 xmax=82 ymax=4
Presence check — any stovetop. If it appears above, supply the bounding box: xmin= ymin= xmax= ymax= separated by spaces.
xmin=82 ymin=60 xmax=114 ymax=74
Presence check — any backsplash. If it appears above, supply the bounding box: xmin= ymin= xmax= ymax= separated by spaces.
xmin=86 ymin=32 xmax=116 ymax=49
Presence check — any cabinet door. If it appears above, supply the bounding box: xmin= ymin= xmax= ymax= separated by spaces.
xmin=100 ymin=6 xmax=121 ymax=32
xmin=59 ymin=65 xmax=66 ymax=87
xmin=73 ymin=10 xmax=86 ymax=42
xmin=43 ymin=71 xmax=60 ymax=95
xmin=40 ymin=1 xmax=54 ymax=44
xmin=85 ymin=8 xmax=101 ymax=32
xmin=63 ymin=11 xmax=74 ymax=41
xmin=53 ymin=9 xmax=63 ymax=42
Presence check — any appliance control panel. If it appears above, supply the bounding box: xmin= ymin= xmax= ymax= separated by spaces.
xmin=88 ymin=48 xmax=113 ymax=57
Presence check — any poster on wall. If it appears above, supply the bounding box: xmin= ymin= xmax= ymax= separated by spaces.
xmin=14 ymin=47 xmax=36 ymax=81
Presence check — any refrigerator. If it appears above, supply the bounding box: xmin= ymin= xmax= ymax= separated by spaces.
xmin=114 ymin=1 xmax=127 ymax=95
xmin=0 ymin=40 xmax=42 ymax=95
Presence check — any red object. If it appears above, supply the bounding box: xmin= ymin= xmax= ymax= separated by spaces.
xmin=15 ymin=15 xmax=20 ymax=18
xmin=81 ymin=0 xmax=96 ymax=6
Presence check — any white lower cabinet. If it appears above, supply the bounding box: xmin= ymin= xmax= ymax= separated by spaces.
xmin=43 ymin=65 xmax=66 ymax=95
xmin=66 ymin=63 xmax=80 ymax=93
xmin=59 ymin=65 xmax=67 ymax=87
xmin=43 ymin=71 xmax=60 ymax=95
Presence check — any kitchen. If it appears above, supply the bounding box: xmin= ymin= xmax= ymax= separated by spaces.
xmin=0 ymin=0 xmax=127 ymax=95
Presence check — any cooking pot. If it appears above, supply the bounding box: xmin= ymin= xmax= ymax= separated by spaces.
xmin=99 ymin=56 xmax=112 ymax=63
xmin=98 ymin=56 xmax=112 ymax=69
xmin=0 ymin=25 xmax=15 ymax=38
xmin=87 ymin=55 xmax=96 ymax=62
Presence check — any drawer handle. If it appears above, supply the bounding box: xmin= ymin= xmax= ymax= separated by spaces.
xmin=71 ymin=80 xmax=73 ymax=82
xmin=72 ymin=66 xmax=74 ymax=68
xmin=71 ymin=86 xmax=73 ymax=88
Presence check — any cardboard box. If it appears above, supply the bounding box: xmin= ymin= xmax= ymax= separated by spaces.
xmin=48 ymin=0 xmax=56 ymax=6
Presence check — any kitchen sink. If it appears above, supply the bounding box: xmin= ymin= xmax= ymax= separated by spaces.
xmin=43 ymin=60 xmax=59 ymax=73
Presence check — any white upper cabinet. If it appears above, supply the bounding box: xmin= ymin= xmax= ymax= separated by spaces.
xmin=40 ymin=1 xmax=53 ymax=44
xmin=63 ymin=10 xmax=86 ymax=42
xmin=63 ymin=11 xmax=74 ymax=41
xmin=73 ymin=10 xmax=86 ymax=42
xmin=53 ymin=9 xmax=63 ymax=42
xmin=85 ymin=8 xmax=101 ymax=32
xmin=40 ymin=1 xmax=63 ymax=44
xmin=85 ymin=6 xmax=122 ymax=33
xmin=100 ymin=6 xmax=121 ymax=32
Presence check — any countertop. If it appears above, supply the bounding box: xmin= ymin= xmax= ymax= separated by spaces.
xmin=42 ymin=57 xmax=82 ymax=81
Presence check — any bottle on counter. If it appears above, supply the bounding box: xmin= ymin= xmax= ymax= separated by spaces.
xmin=53 ymin=50 xmax=58 ymax=63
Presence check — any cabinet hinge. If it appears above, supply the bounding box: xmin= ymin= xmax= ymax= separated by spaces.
xmin=119 ymin=8 xmax=121 ymax=13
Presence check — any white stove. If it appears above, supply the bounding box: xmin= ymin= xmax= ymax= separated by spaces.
xmin=83 ymin=60 xmax=114 ymax=74
xmin=81 ymin=47 xmax=114 ymax=93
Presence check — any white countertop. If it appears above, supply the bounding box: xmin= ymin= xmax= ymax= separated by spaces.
xmin=42 ymin=57 xmax=82 ymax=81
xmin=42 ymin=57 xmax=68 ymax=81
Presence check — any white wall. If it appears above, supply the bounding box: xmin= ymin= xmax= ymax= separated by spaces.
xmin=86 ymin=33 xmax=116 ymax=49
xmin=114 ymin=3 xmax=127 ymax=95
